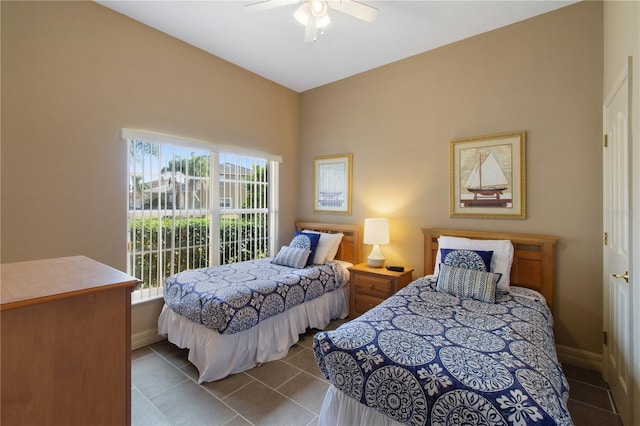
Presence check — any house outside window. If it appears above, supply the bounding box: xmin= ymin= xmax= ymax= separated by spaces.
xmin=125 ymin=130 xmax=280 ymax=302
xmin=219 ymin=197 xmax=232 ymax=209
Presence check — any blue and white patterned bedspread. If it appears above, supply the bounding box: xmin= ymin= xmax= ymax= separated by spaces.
xmin=164 ymin=259 xmax=348 ymax=335
xmin=313 ymin=277 xmax=572 ymax=426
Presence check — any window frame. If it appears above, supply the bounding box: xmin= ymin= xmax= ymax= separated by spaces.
xmin=124 ymin=129 xmax=281 ymax=303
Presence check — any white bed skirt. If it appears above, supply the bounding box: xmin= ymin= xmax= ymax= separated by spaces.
xmin=318 ymin=385 xmax=405 ymax=426
xmin=157 ymin=286 xmax=349 ymax=383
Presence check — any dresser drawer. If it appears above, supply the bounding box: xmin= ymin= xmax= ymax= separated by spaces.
xmin=353 ymin=274 xmax=390 ymax=298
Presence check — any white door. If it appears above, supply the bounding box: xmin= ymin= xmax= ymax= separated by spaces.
xmin=603 ymin=58 xmax=631 ymax=425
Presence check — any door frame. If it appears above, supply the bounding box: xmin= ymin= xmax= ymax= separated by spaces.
xmin=602 ymin=56 xmax=633 ymax=425
xmin=631 ymin=53 xmax=640 ymax=426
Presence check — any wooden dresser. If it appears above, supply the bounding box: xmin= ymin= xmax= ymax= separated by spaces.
xmin=1 ymin=256 xmax=139 ymax=426
xmin=348 ymin=262 xmax=414 ymax=317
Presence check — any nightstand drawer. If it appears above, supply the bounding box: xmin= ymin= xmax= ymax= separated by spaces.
xmin=354 ymin=294 xmax=385 ymax=314
xmin=348 ymin=263 xmax=414 ymax=319
xmin=353 ymin=274 xmax=390 ymax=298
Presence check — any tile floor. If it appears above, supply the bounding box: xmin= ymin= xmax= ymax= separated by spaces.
xmin=132 ymin=321 xmax=622 ymax=426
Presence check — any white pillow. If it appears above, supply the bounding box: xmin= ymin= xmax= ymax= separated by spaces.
xmin=434 ymin=236 xmax=514 ymax=290
xmin=302 ymin=230 xmax=344 ymax=263
xmin=324 ymin=233 xmax=344 ymax=261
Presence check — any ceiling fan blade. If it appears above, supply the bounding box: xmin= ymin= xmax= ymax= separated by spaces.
xmin=245 ymin=0 xmax=300 ymax=12
xmin=304 ymin=16 xmax=318 ymax=42
xmin=328 ymin=0 xmax=378 ymax=22
xmin=294 ymin=2 xmax=310 ymax=23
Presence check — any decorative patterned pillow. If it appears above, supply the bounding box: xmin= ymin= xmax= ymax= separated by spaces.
xmin=290 ymin=232 xmax=320 ymax=266
xmin=272 ymin=246 xmax=311 ymax=269
xmin=436 ymin=263 xmax=501 ymax=303
xmin=434 ymin=236 xmax=514 ymax=291
xmin=440 ymin=249 xmax=493 ymax=272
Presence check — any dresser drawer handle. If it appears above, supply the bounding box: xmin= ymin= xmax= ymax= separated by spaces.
xmin=368 ymin=283 xmax=374 ymax=289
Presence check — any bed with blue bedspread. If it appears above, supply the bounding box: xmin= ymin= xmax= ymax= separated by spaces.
xmin=158 ymin=221 xmax=360 ymax=382
xmin=312 ymin=228 xmax=572 ymax=425
xmin=164 ymin=259 xmax=349 ymax=335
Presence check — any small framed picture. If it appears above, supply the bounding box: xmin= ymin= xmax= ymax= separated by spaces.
xmin=314 ymin=154 xmax=352 ymax=215
xmin=450 ymin=131 xmax=526 ymax=219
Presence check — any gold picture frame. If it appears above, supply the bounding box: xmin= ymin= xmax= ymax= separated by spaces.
xmin=450 ymin=131 xmax=526 ymax=219
xmin=314 ymin=154 xmax=352 ymax=215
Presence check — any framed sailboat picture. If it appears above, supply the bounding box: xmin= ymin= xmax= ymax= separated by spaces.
xmin=450 ymin=131 xmax=526 ymax=219
xmin=314 ymin=154 xmax=352 ymax=214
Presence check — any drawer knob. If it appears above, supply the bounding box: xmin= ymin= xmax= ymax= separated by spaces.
xmin=368 ymin=283 xmax=374 ymax=289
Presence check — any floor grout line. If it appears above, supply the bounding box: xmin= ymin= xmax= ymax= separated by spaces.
xmin=242 ymin=369 xmax=320 ymax=417
xmin=568 ymin=397 xmax=620 ymax=415
xmin=607 ymin=390 xmax=619 ymax=415
xmin=566 ymin=376 xmax=610 ymax=391
xmin=142 ymin=344 xmax=252 ymax=425
xmin=275 ymin=369 xmax=303 ymax=390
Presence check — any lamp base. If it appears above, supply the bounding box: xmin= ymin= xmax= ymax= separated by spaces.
xmin=367 ymin=257 xmax=385 ymax=268
xmin=367 ymin=244 xmax=385 ymax=268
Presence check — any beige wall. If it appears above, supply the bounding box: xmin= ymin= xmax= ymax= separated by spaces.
xmin=1 ymin=1 xmax=299 ymax=336
xmin=299 ymin=1 xmax=604 ymax=354
xmin=2 ymin=1 xmax=606 ymax=356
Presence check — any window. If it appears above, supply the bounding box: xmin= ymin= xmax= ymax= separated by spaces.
xmin=125 ymin=130 xmax=280 ymax=302
xmin=219 ymin=197 xmax=232 ymax=208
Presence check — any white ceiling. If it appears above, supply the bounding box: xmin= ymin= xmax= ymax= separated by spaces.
xmin=96 ymin=0 xmax=579 ymax=92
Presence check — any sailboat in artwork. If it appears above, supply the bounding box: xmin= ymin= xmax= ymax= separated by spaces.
xmin=462 ymin=152 xmax=511 ymax=207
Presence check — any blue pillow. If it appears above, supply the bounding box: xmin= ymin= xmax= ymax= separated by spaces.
xmin=289 ymin=231 xmax=320 ymax=266
xmin=440 ymin=248 xmax=493 ymax=272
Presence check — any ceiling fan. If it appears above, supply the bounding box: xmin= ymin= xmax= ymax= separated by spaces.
xmin=245 ymin=0 xmax=379 ymax=43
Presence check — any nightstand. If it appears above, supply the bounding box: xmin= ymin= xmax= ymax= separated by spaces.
xmin=348 ymin=262 xmax=414 ymax=317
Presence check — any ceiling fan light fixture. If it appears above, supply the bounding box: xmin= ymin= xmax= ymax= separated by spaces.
xmin=294 ymin=2 xmax=330 ymax=28
xmin=310 ymin=0 xmax=327 ymax=17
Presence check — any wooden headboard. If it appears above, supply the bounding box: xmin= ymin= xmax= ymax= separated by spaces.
xmin=295 ymin=221 xmax=361 ymax=265
xmin=422 ymin=228 xmax=558 ymax=309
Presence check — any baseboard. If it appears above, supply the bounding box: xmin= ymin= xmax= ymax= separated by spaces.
xmin=132 ymin=328 xmax=166 ymax=350
xmin=556 ymin=344 xmax=602 ymax=373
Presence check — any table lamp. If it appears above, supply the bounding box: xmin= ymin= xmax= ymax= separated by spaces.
xmin=363 ymin=218 xmax=389 ymax=268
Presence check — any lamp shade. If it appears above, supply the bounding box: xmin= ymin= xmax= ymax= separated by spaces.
xmin=363 ymin=218 xmax=389 ymax=267
xmin=363 ymin=218 xmax=389 ymax=245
